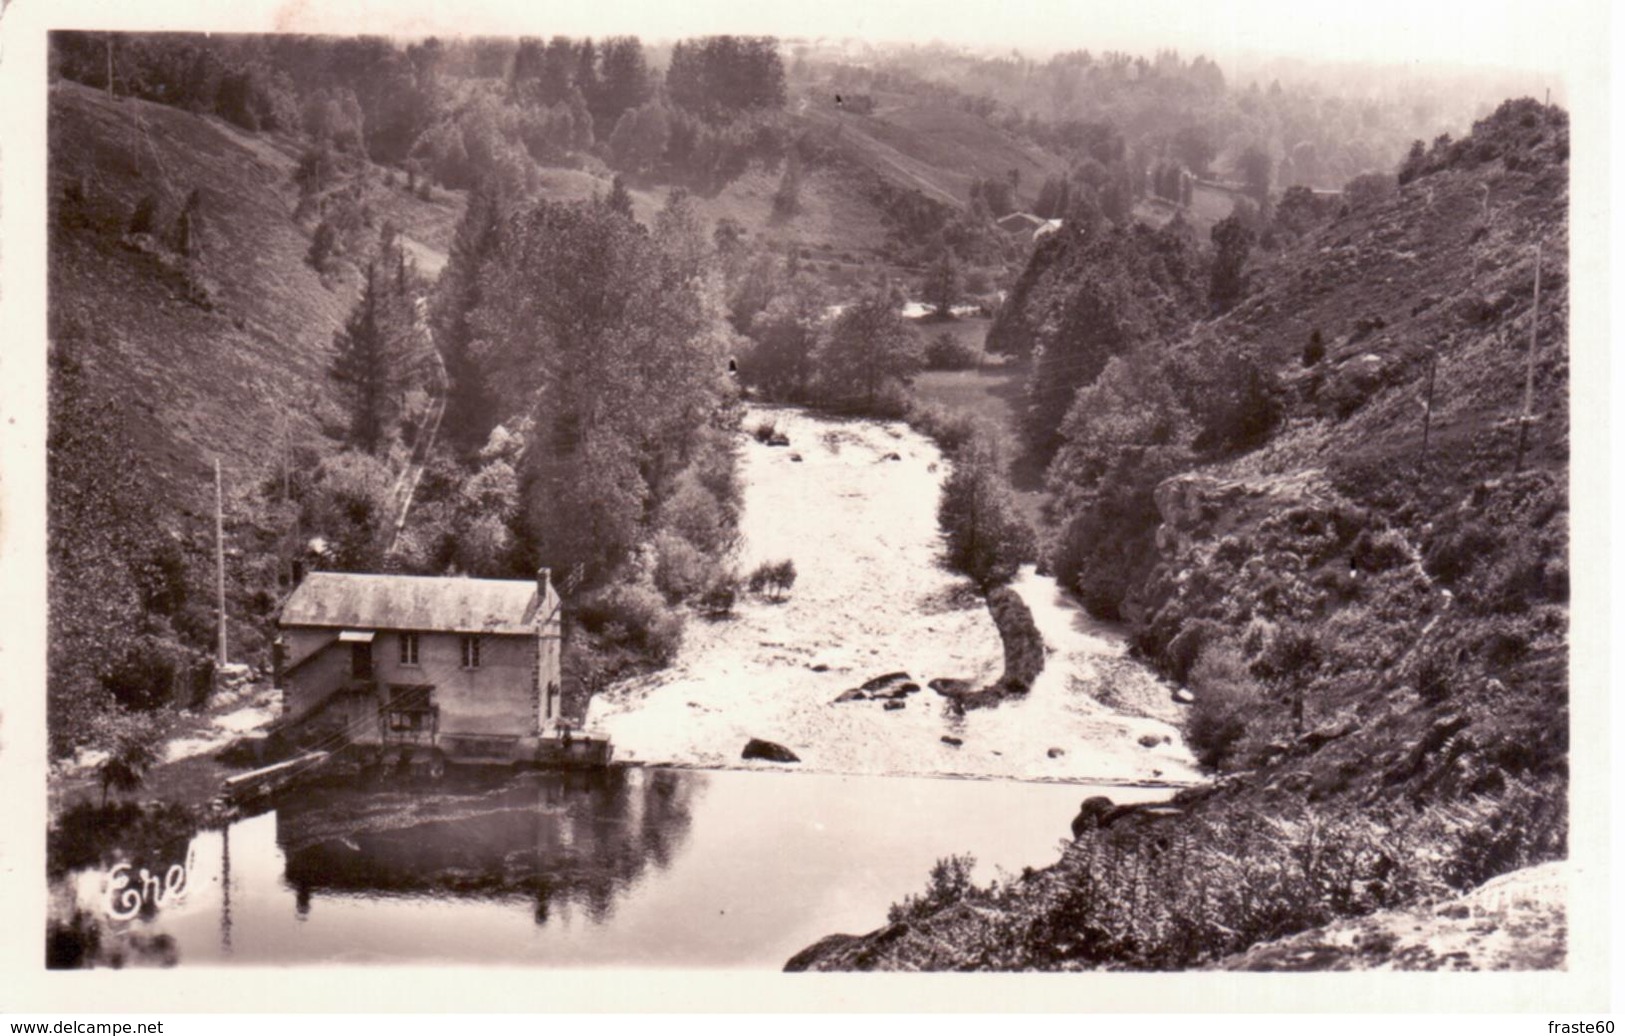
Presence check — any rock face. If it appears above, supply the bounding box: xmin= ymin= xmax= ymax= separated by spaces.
xmin=742 ymin=738 xmax=800 ymax=763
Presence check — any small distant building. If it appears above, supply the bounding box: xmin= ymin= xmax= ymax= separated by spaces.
xmin=1033 ymin=218 xmax=1064 ymax=242
xmin=276 ymin=569 xmax=604 ymax=767
xmin=995 ymin=211 xmax=1047 ymax=236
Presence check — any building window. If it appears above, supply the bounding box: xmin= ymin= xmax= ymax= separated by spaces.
xmin=400 ymin=632 xmax=419 ymax=667
xmin=461 ymin=635 xmax=481 ymax=669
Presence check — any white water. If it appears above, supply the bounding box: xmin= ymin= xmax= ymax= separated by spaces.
xmin=588 ymin=405 xmax=1203 ymax=786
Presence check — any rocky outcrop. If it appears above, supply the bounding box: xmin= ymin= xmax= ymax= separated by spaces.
xmin=832 ymin=672 xmax=921 ymax=704
xmin=742 ymin=738 xmax=800 ymax=763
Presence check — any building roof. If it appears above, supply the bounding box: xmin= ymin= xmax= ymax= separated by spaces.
xmin=995 ymin=211 xmax=1046 ymax=232
xmin=280 ymin=572 xmax=545 ymax=635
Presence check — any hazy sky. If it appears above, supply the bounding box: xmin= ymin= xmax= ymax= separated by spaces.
xmin=34 ymin=0 xmax=1609 ymax=80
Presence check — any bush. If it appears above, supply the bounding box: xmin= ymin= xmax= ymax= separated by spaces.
xmin=888 ymin=853 xmax=977 ymax=923
xmin=698 ymin=569 xmax=740 ymax=618
xmin=751 ymin=419 xmax=779 ymax=444
xmin=307 ymin=220 xmax=338 ymax=273
xmin=1185 ymin=641 xmax=1261 ymax=770
xmin=576 ymin=583 xmax=684 ymax=666
xmin=128 ymin=195 xmax=158 ymax=237
xmin=746 ymin=559 xmax=797 ymax=601
xmin=925 ymin=330 xmax=983 ymax=371
xmin=1302 ymin=329 xmax=1325 ymax=367
xmin=650 ymin=531 xmax=707 ymax=603
xmin=907 ymin=404 xmax=979 ymax=455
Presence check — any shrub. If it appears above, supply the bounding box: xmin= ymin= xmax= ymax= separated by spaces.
xmin=651 ymin=531 xmax=707 ymax=603
xmin=747 ymin=558 xmax=797 ymax=601
xmin=1302 ymin=329 xmax=1325 ymax=367
xmin=888 ymin=853 xmax=977 ymax=923
xmin=698 ymin=569 xmax=740 ymax=618
xmin=1185 ymin=641 xmax=1261 ymax=770
xmin=92 ymin=710 xmax=165 ymax=807
xmin=752 ymin=420 xmax=779 ymax=444
xmin=307 ymin=220 xmax=338 ymax=273
xmin=1350 ymin=527 xmax=1411 ymax=573
xmin=908 ymin=404 xmax=978 ymax=455
xmin=101 ymin=635 xmax=184 ymax=712
xmin=576 ymin=583 xmax=684 ymax=665
xmin=1411 ymin=645 xmax=1455 ymax=704
xmin=1166 ymin=618 xmax=1223 ymax=683
xmin=925 ymin=330 xmax=983 ymax=371
xmin=128 ymin=194 xmax=158 ymax=237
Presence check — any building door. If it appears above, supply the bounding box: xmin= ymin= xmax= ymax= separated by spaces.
xmin=350 ymin=641 xmax=373 ymax=680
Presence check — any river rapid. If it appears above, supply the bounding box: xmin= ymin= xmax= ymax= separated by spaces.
xmin=589 ymin=405 xmax=1202 ymax=787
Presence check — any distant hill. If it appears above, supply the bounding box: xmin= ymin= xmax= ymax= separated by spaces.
xmin=48 ymin=81 xmax=463 ymax=518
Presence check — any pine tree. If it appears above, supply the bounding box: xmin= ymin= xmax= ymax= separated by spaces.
xmin=432 ymin=185 xmax=503 ymax=451
xmin=605 ymin=174 xmax=634 ymax=218
xmin=925 ymin=246 xmax=961 ymax=319
xmin=330 ymin=264 xmax=406 ymax=454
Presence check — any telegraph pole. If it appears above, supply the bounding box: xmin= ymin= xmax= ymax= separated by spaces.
xmin=216 ymin=458 xmax=228 ymax=667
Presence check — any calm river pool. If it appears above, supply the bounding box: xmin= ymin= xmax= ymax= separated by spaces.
xmin=53 ymin=767 xmax=1168 ymax=968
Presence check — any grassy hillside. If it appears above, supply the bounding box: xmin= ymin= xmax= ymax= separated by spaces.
xmin=48 ymin=81 xmax=462 ymax=518
xmin=796 ymin=94 xmax=1067 ymax=211
xmin=679 ymin=94 xmax=1068 ymax=287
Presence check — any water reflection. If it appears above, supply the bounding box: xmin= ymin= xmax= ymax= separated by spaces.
xmin=275 ymin=767 xmax=703 ymax=926
xmin=48 ymin=768 xmax=1165 ymax=968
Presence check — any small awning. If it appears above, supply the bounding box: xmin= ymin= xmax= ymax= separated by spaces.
xmin=338 ymin=630 xmax=376 ymax=643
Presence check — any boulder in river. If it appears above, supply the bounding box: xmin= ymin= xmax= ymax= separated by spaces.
xmin=941 ymin=736 xmax=963 ymax=747
xmin=831 ymin=689 xmax=868 ymax=704
xmin=870 ymin=682 xmax=921 ymax=700
xmin=860 ymin=671 xmax=913 ymax=692
xmin=883 ymin=701 xmax=906 ymax=711
xmin=1047 ymin=747 xmax=1065 ymax=759
xmin=742 ymin=738 xmax=801 ymax=763
xmin=928 ymin=678 xmax=973 ymax=696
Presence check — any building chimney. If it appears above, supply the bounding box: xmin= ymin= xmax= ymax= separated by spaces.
xmin=537 ymin=567 xmax=552 ymax=598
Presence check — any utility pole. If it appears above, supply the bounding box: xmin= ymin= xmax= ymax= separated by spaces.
xmin=1513 ymin=243 xmax=1542 ymax=474
xmin=216 ymin=458 xmax=228 ymax=668
xmin=105 ymin=35 xmax=114 ymax=99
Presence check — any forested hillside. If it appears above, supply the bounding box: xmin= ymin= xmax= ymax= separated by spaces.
xmin=790 ymin=97 xmax=1570 ymax=971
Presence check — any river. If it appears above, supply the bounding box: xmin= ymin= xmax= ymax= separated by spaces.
xmin=589 ymin=405 xmax=1202 ymax=785
xmin=51 ymin=767 xmax=1174 ymax=968
xmin=49 ymin=405 xmax=1200 ymax=969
